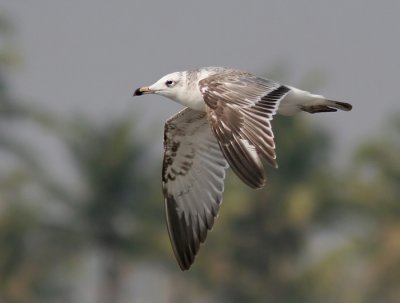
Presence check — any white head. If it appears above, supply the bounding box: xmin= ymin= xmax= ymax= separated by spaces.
xmin=133 ymin=68 xmax=220 ymax=111
xmin=133 ymin=71 xmax=188 ymax=102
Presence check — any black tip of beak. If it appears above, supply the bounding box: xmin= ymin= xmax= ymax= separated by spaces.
xmin=133 ymin=88 xmax=143 ymax=96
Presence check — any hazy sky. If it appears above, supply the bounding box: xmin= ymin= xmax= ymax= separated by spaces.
xmin=2 ymin=0 xmax=400 ymax=165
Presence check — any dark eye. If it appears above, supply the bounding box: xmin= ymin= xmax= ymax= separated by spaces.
xmin=165 ymin=80 xmax=176 ymax=87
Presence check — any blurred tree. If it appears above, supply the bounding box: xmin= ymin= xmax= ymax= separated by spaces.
xmin=191 ymin=114 xmax=333 ymax=303
xmin=51 ymin=115 xmax=166 ymax=303
xmin=0 ymin=14 xmax=58 ymax=302
xmin=0 ymin=14 xmax=163 ymax=302
xmin=177 ymin=71 xmax=399 ymax=303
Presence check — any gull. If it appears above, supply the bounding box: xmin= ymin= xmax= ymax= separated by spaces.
xmin=133 ymin=67 xmax=352 ymax=270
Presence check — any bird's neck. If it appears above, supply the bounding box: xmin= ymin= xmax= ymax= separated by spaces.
xmin=171 ymin=86 xmax=206 ymax=111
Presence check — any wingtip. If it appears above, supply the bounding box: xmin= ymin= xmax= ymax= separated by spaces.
xmin=165 ymin=193 xmax=212 ymax=272
xmin=179 ymin=262 xmax=191 ymax=271
xmin=177 ymin=258 xmax=192 ymax=271
xmin=246 ymin=175 xmax=267 ymax=189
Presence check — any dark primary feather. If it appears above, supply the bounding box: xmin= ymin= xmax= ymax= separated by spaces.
xmin=200 ymin=70 xmax=291 ymax=188
xmin=162 ymin=108 xmax=228 ymax=270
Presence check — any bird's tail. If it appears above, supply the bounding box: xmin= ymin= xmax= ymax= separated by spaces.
xmin=300 ymin=99 xmax=352 ymax=113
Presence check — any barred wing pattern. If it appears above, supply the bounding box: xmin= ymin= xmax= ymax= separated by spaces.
xmin=200 ymin=71 xmax=291 ymax=188
xmin=162 ymin=108 xmax=228 ymax=270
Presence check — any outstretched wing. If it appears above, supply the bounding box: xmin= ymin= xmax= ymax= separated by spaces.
xmin=199 ymin=71 xmax=291 ymax=189
xmin=162 ymin=107 xmax=228 ymax=270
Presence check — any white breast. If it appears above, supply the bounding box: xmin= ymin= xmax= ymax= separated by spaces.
xmin=167 ymin=82 xmax=206 ymax=111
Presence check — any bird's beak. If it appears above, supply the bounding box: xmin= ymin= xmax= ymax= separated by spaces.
xmin=133 ymin=86 xmax=155 ymax=96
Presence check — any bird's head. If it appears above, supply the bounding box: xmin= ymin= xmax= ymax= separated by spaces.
xmin=134 ymin=68 xmax=216 ymax=111
xmin=133 ymin=71 xmax=184 ymax=100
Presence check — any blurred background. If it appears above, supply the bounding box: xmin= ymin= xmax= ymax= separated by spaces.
xmin=0 ymin=1 xmax=399 ymax=302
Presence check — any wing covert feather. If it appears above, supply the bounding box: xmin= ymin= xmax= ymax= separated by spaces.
xmin=200 ymin=71 xmax=291 ymax=188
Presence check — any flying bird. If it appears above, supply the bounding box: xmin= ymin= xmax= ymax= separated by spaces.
xmin=133 ymin=67 xmax=352 ymax=270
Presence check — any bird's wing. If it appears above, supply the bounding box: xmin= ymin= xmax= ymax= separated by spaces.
xmin=199 ymin=71 xmax=291 ymax=188
xmin=163 ymin=107 xmax=228 ymax=270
